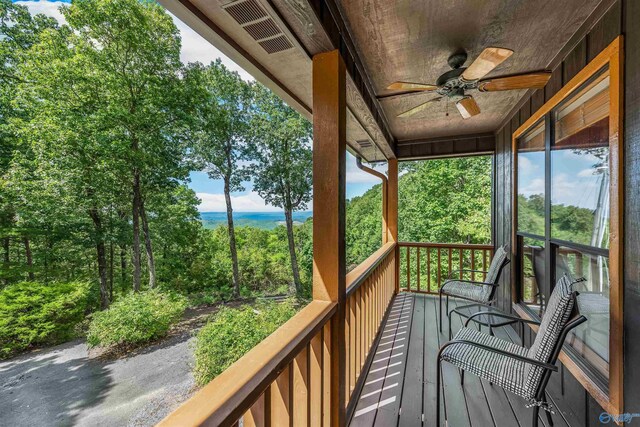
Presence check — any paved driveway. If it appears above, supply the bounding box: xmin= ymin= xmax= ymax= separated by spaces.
xmin=0 ymin=327 xmax=197 ymax=426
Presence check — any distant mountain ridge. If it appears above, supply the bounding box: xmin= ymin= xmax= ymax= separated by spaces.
xmin=199 ymin=211 xmax=312 ymax=230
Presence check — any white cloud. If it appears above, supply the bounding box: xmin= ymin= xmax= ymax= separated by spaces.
xmin=16 ymin=1 xmax=67 ymax=24
xmin=518 ymin=155 xmax=539 ymax=176
xmin=197 ymin=191 xmax=282 ymax=212
xmin=577 ymin=168 xmax=597 ymax=178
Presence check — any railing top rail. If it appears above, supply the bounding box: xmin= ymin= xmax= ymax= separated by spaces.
xmin=346 ymin=242 xmax=396 ymax=297
xmin=398 ymin=242 xmax=494 ymax=250
xmin=157 ymin=300 xmax=336 ymax=427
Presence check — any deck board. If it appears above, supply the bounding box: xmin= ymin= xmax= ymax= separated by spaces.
xmin=347 ymin=293 xmax=578 ymax=427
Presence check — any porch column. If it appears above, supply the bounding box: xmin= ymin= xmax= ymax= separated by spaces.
xmin=387 ymin=159 xmax=399 ymax=293
xmin=312 ymin=49 xmax=346 ymax=427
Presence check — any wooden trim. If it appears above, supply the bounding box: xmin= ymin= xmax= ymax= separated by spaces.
xmin=511 ymin=36 xmax=624 ymax=416
xmin=398 ymin=242 xmax=494 ymax=250
xmin=311 ymin=50 xmax=347 ymax=427
xmin=346 ymin=242 xmax=396 ymax=296
xmin=387 ymin=159 xmax=399 ymax=294
xmin=157 ymin=301 xmax=336 ymax=427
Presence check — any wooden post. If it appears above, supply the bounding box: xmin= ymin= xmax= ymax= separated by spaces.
xmin=387 ymin=158 xmax=399 ymax=293
xmin=312 ymin=49 xmax=346 ymax=427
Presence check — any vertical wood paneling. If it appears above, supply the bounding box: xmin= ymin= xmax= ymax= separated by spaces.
xmin=624 ymin=0 xmax=640 ymax=415
xmin=545 ymin=65 xmax=563 ymax=101
xmin=563 ymin=38 xmax=588 ymax=84
xmin=588 ymin=1 xmax=622 ymax=61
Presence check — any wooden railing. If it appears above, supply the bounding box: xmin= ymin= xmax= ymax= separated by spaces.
xmin=344 ymin=242 xmax=396 ymax=418
xmin=398 ymin=242 xmax=494 ymax=293
xmin=158 ymin=242 xmax=397 ymax=427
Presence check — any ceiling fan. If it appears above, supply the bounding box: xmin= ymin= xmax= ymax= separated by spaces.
xmin=385 ymin=47 xmax=552 ymax=119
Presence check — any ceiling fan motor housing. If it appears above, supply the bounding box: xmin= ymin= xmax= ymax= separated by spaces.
xmin=436 ymin=68 xmax=477 ymax=99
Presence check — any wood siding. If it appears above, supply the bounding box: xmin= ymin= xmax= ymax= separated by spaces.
xmin=491 ymin=1 xmax=640 ymax=424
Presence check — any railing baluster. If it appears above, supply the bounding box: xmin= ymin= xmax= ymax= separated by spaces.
xmin=427 ymin=247 xmax=431 ymax=292
xmin=322 ymin=323 xmax=331 ymax=427
xmin=293 ymin=347 xmax=309 ymax=426
xmin=406 ymin=246 xmax=411 ymax=290
xmin=416 ymin=247 xmax=421 ymax=292
xmin=437 ymin=248 xmax=441 ymax=288
xmin=448 ymin=249 xmax=453 ymax=280
xmin=310 ymin=333 xmax=322 ymax=427
xmin=271 ymin=364 xmax=290 ymax=425
xmin=471 ymin=249 xmax=475 ymax=282
xmin=459 ymin=248 xmax=463 ymax=279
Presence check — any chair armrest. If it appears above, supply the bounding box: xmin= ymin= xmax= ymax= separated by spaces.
xmin=438 ymin=339 xmax=558 ymax=372
xmin=464 ymin=311 xmax=541 ymax=328
xmin=447 ymin=269 xmax=489 ymax=280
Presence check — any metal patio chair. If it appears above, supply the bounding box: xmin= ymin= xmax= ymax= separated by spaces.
xmin=439 ymin=245 xmax=510 ymax=332
xmin=436 ymin=274 xmax=586 ymax=427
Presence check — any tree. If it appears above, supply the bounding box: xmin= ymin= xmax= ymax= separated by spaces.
xmin=249 ymin=85 xmax=312 ymax=295
xmin=0 ymin=1 xmax=58 ymax=286
xmin=62 ymin=0 xmax=187 ymax=291
xmin=183 ymin=60 xmax=252 ymax=298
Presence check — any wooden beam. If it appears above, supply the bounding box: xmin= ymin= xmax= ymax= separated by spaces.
xmin=396 ymin=133 xmax=495 ymax=160
xmin=387 ymin=159 xmax=399 ymax=293
xmin=312 ymin=49 xmax=346 ymax=426
xmin=305 ymin=0 xmax=395 ymax=154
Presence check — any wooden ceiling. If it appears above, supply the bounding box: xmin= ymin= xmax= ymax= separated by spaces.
xmin=161 ymin=0 xmax=605 ymax=160
xmin=336 ymin=0 xmax=603 ymax=141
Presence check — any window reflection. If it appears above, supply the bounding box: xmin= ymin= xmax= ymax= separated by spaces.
xmin=517 ymin=120 xmax=545 ymax=236
xmin=551 ymin=71 xmax=610 ymax=248
xmin=556 ymin=247 xmax=609 ymax=380
xmin=520 ymin=237 xmax=545 ymax=316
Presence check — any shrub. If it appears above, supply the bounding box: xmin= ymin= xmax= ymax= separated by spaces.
xmin=87 ymin=290 xmax=187 ymax=348
xmin=193 ymin=300 xmax=298 ymax=386
xmin=0 ymin=281 xmax=91 ymax=359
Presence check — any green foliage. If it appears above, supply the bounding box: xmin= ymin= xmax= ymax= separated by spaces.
xmin=0 ymin=280 xmax=91 ymax=358
xmin=86 ymin=290 xmax=187 ymax=348
xmin=193 ymin=300 xmax=297 ymax=386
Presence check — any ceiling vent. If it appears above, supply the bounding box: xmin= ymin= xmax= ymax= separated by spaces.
xmin=222 ymin=0 xmax=293 ymax=54
xmin=357 ymin=140 xmax=373 ymax=149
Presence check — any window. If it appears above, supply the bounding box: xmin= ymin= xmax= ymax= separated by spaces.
xmin=512 ymin=36 xmax=622 ymax=413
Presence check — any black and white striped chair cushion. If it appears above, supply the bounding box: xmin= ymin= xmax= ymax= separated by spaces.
xmin=440 ymin=280 xmax=485 ymax=301
xmin=523 ymin=275 xmax=575 ymax=397
xmin=440 ymin=246 xmax=508 ymax=303
xmin=441 ymin=327 xmax=529 ymax=397
xmin=441 ymin=275 xmax=577 ymax=402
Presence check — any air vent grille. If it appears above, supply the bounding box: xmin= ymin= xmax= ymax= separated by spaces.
xmin=244 ymin=19 xmax=281 ymax=41
xmin=258 ymin=35 xmax=293 ymax=54
xmin=357 ymin=140 xmax=373 ymax=148
xmin=224 ymin=0 xmax=267 ymax=25
xmin=222 ymin=0 xmax=293 ymax=54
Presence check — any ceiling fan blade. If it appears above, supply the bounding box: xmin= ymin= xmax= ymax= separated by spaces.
xmin=387 ymin=81 xmax=438 ymax=91
xmin=462 ymin=47 xmax=514 ymax=81
xmin=478 ymin=71 xmax=552 ymax=91
xmin=398 ymin=97 xmax=442 ymax=118
xmin=456 ymin=96 xmax=481 ymax=119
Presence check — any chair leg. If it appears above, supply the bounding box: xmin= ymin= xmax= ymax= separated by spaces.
xmin=489 ymin=325 xmax=493 ymax=336
xmin=448 ymin=312 xmax=452 ymax=340
xmin=460 ymin=369 xmax=465 ymax=386
xmin=544 ymin=394 xmax=554 ymax=426
xmin=531 ymin=405 xmax=539 ymax=427
xmin=437 ymin=358 xmax=442 ymax=427
xmin=439 ymin=292 xmax=443 ymax=332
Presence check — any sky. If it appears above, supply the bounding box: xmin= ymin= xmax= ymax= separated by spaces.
xmin=15 ymin=0 xmax=385 ymax=212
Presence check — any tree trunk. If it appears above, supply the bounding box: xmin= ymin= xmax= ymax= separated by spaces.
xmin=132 ymin=169 xmax=142 ymax=292
xmin=23 ymin=237 xmax=34 ymax=281
xmin=109 ymin=241 xmax=114 ymax=301
xmin=224 ymin=178 xmax=241 ymax=299
xmin=88 ymin=207 xmax=109 ymax=309
xmin=120 ymin=244 xmax=127 ymax=290
xmin=140 ymin=199 xmax=156 ymax=289
xmin=284 ymin=208 xmax=302 ymax=295
xmin=3 ymin=237 xmax=9 ymax=286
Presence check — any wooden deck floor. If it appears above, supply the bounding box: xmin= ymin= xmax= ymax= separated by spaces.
xmin=348 ymin=293 xmax=574 ymax=427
